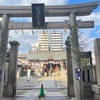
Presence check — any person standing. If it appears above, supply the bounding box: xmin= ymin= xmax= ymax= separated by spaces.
xmin=27 ymin=68 xmax=31 ymax=82
xmin=58 ymin=64 xmax=61 ymax=76
xmin=47 ymin=68 xmax=49 ymax=77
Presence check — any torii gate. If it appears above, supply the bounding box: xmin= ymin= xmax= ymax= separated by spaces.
xmin=0 ymin=1 xmax=99 ymax=99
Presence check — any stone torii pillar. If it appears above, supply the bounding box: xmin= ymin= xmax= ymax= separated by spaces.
xmin=6 ymin=41 xmax=20 ymax=97
xmin=92 ymin=39 xmax=100 ymax=100
xmin=69 ymin=13 xmax=83 ymax=100
xmin=0 ymin=14 xmax=9 ymax=98
xmin=65 ymin=37 xmax=74 ymax=97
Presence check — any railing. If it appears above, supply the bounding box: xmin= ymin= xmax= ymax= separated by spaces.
xmin=81 ymin=65 xmax=97 ymax=98
xmin=82 ymin=65 xmax=96 ymax=82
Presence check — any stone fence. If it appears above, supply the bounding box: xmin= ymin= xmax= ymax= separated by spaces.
xmin=81 ymin=65 xmax=97 ymax=100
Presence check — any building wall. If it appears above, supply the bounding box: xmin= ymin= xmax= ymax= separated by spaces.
xmin=50 ymin=33 xmax=63 ymax=51
xmin=31 ymin=32 xmax=63 ymax=52
xmin=38 ymin=33 xmax=49 ymax=51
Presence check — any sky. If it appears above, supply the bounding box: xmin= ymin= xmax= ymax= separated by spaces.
xmin=0 ymin=0 xmax=100 ymax=54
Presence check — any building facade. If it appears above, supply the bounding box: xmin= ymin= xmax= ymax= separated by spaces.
xmin=37 ymin=32 xmax=63 ymax=51
xmin=50 ymin=33 xmax=63 ymax=51
xmin=38 ymin=32 xmax=49 ymax=51
xmin=30 ymin=32 xmax=63 ymax=52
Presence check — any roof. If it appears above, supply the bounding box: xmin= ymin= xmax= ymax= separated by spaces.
xmin=18 ymin=54 xmax=28 ymax=58
xmin=26 ymin=51 xmax=66 ymax=61
xmin=17 ymin=60 xmax=25 ymax=65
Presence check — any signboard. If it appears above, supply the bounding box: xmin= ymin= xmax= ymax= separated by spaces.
xmin=0 ymin=70 xmax=2 ymax=82
xmin=32 ymin=4 xmax=45 ymax=28
xmin=75 ymin=68 xmax=81 ymax=80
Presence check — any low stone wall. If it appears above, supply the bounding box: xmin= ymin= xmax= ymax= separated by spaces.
xmin=92 ymin=85 xmax=100 ymax=100
xmin=82 ymin=82 xmax=97 ymax=100
xmin=82 ymin=65 xmax=97 ymax=99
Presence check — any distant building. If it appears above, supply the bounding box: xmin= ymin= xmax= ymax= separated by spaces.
xmin=30 ymin=42 xmax=38 ymax=52
xmin=26 ymin=51 xmax=66 ymax=69
xmin=38 ymin=32 xmax=49 ymax=51
xmin=38 ymin=32 xmax=63 ymax=51
xmin=50 ymin=33 xmax=63 ymax=51
xmin=30 ymin=32 xmax=63 ymax=52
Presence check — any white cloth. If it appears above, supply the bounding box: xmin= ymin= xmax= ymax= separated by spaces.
xmin=27 ymin=69 xmax=31 ymax=77
xmin=27 ymin=69 xmax=31 ymax=81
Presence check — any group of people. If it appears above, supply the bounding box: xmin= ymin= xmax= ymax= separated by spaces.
xmin=26 ymin=64 xmax=61 ymax=81
xmin=41 ymin=64 xmax=61 ymax=77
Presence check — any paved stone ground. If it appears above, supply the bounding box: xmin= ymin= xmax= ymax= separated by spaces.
xmin=2 ymin=68 xmax=75 ymax=100
xmin=2 ymin=96 xmax=69 ymax=100
xmin=16 ymin=68 xmax=67 ymax=96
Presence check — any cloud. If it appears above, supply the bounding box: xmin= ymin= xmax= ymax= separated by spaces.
xmin=0 ymin=0 xmax=66 ymax=5
xmin=9 ymin=10 xmax=100 ymax=54
xmin=0 ymin=0 xmax=99 ymax=54
xmin=77 ymin=11 xmax=100 ymax=54
xmin=21 ymin=0 xmax=66 ymax=5
xmin=0 ymin=0 xmax=22 ymax=5
xmin=77 ymin=11 xmax=100 ymax=26
xmin=3 ymin=0 xmax=67 ymax=53
xmin=8 ymin=30 xmax=38 ymax=53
